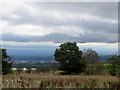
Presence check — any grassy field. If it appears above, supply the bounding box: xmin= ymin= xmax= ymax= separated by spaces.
xmin=2 ymin=72 xmax=120 ymax=89
xmin=0 ymin=75 xmax=2 ymax=89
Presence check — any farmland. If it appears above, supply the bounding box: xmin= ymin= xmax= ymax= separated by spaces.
xmin=2 ymin=73 xmax=120 ymax=89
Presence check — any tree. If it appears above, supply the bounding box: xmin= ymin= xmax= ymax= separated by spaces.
xmin=107 ymin=54 xmax=120 ymax=76
xmin=1 ymin=48 xmax=12 ymax=75
xmin=83 ymin=49 xmax=100 ymax=75
xmin=83 ymin=48 xmax=100 ymax=64
xmin=54 ymin=42 xmax=86 ymax=74
xmin=0 ymin=48 xmax=2 ymax=74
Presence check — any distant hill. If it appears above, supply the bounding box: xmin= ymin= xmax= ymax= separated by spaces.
xmin=11 ymin=55 xmax=54 ymax=64
xmin=99 ymin=55 xmax=110 ymax=61
xmin=11 ymin=54 xmax=111 ymax=64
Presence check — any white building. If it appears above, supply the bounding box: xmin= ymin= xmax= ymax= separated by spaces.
xmin=22 ymin=67 xmax=28 ymax=71
xmin=11 ymin=67 xmax=17 ymax=71
xmin=31 ymin=68 xmax=37 ymax=71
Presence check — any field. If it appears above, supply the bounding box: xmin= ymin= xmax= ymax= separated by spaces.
xmin=2 ymin=72 xmax=120 ymax=89
xmin=0 ymin=75 xmax=2 ymax=89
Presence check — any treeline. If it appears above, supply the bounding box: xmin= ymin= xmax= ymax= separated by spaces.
xmin=54 ymin=42 xmax=120 ymax=76
xmin=82 ymin=49 xmax=120 ymax=76
xmin=1 ymin=42 xmax=120 ymax=76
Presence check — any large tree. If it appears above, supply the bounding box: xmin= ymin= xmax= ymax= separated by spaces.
xmin=1 ymin=49 xmax=12 ymax=75
xmin=54 ymin=42 xmax=86 ymax=74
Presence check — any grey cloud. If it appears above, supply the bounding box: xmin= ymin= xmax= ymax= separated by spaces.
xmin=2 ymin=8 xmax=117 ymax=34
xmin=2 ymin=7 xmax=63 ymax=26
xmin=77 ymin=19 xmax=117 ymax=33
xmin=2 ymin=32 xmax=118 ymax=43
xmin=1 ymin=2 xmax=118 ymax=43
xmin=32 ymin=2 xmax=118 ymax=20
xmin=1 ymin=2 xmax=117 ymax=34
xmin=2 ymin=33 xmax=81 ymax=43
xmin=2 ymin=33 xmax=31 ymax=42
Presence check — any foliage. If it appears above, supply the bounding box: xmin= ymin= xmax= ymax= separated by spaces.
xmin=83 ymin=49 xmax=101 ymax=75
xmin=107 ymin=54 xmax=120 ymax=76
xmin=85 ymin=62 xmax=106 ymax=75
xmin=54 ymin=42 xmax=87 ymax=74
xmin=83 ymin=48 xmax=100 ymax=64
xmin=1 ymin=48 xmax=12 ymax=75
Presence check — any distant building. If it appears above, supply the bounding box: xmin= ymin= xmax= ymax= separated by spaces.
xmin=31 ymin=68 xmax=37 ymax=71
xmin=22 ymin=67 xmax=28 ymax=71
xmin=11 ymin=67 xmax=17 ymax=71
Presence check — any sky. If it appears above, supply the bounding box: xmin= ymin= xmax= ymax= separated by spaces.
xmin=0 ymin=0 xmax=119 ymax=55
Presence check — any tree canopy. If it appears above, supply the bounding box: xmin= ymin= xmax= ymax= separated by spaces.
xmin=1 ymin=48 xmax=12 ymax=75
xmin=54 ymin=42 xmax=87 ymax=74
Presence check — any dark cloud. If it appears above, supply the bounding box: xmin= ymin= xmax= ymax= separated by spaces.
xmin=78 ymin=19 xmax=117 ymax=33
xmin=2 ymin=33 xmax=31 ymax=42
xmin=2 ymin=32 xmax=118 ymax=43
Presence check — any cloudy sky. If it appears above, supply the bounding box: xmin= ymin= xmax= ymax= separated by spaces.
xmin=0 ymin=1 xmax=118 ymax=55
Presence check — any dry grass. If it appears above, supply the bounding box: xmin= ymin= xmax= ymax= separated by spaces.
xmin=0 ymin=75 xmax=2 ymax=89
xmin=2 ymin=73 xmax=120 ymax=89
